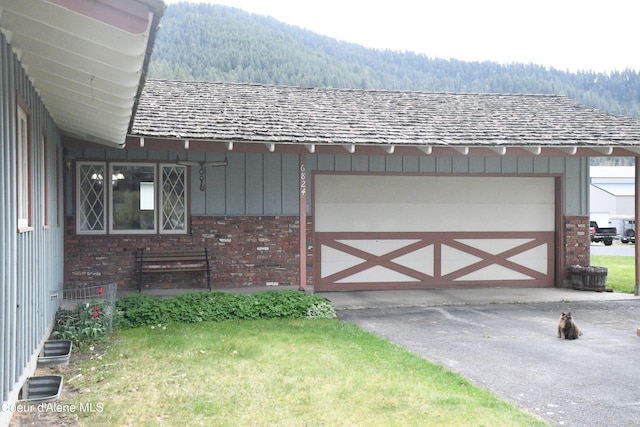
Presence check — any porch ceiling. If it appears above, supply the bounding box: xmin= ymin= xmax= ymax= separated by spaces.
xmin=0 ymin=0 xmax=164 ymax=147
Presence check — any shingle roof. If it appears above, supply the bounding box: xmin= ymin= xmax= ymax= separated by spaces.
xmin=131 ymin=80 xmax=640 ymax=147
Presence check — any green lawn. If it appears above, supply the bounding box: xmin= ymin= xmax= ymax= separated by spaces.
xmin=590 ymin=254 xmax=636 ymax=293
xmin=59 ymin=320 xmax=547 ymax=427
xmin=31 ymin=255 xmax=637 ymax=426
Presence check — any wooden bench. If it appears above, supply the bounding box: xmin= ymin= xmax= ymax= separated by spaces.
xmin=136 ymin=247 xmax=211 ymax=292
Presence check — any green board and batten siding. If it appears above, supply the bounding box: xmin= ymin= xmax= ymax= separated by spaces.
xmin=64 ymin=148 xmax=588 ymax=217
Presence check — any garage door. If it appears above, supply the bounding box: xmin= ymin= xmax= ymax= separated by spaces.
xmin=314 ymin=174 xmax=556 ymax=291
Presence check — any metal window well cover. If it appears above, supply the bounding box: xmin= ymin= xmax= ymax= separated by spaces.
xmin=37 ymin=340 xmax=73 ymax=368
xmin=19 ymin=375 xmax=64 ymax=403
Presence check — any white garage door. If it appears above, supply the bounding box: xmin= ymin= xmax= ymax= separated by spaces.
xmin=314 ymin=174 xmax=556 ymax=291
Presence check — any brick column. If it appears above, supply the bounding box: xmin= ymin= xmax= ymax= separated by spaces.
xmin=564 ymin=215 xmax=590 ymax=285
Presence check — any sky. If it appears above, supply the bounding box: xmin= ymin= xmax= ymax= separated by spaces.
xmin=164 ymin=0 xmax=639 ymax=73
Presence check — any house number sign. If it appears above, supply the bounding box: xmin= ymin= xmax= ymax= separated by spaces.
xmin=300 ymin=164 xmax=306 ymax=196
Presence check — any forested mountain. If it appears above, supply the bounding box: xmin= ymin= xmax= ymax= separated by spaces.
xmin=148 ymin=2 xmax=640 ymax=165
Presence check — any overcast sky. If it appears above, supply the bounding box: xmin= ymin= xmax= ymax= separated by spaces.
xmin=164 ymin=0 xmax=639 ymax=73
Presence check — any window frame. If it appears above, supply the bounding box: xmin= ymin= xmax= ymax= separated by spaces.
xmin=56 ymin=146 xmax=62 ymax=227
xmin=160 ymin=163 xmax=188 ymax=235
xmin=16 ymin=96 xmax=33 ymax=232
xmin=42 ymin=129 xmax=49 ymax=228
xmin=75 ymin=161 xmax=189 ymax=235
xmin=76 ymin=161 xmax=107 ymax=235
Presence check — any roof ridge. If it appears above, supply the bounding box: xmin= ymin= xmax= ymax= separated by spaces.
xmin=144 ymin=78 xmax=567 ymax=98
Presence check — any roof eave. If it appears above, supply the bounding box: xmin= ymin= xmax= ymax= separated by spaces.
xmin=0 ymin=0 xmax=166 ymax=147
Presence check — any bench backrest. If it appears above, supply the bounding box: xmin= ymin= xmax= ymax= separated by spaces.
xmin=136 ymin=248 xmax=209 ymax=264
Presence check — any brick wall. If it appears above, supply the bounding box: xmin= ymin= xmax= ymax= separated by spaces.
xmin=65 ymin=214 xmax=586 ymax=290
xmin=64 ymin=216 xmax=313 ymax=290
xmin=564 ymin=215 xmax=591 ymax=280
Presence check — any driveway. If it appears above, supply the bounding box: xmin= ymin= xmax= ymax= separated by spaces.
xmin=590 ymin=241 xmax=635 ymax=256
xmin=336 ymin=295 xmax=640 ymax=426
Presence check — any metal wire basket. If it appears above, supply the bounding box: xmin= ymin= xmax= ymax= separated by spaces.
xmin=61 ymin=282 xmax=117 ymax=333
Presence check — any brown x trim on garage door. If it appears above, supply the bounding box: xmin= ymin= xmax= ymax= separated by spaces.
xmin=314 ymin=231 xmax=555 ymax=291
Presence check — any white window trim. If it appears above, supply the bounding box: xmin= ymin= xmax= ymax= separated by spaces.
xmin=42 ymin=130 xmax=49 ymax=228
xmin=17 ymin=102 xmax=32 ymax=232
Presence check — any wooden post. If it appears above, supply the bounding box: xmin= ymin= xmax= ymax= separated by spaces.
xmin=633 ymin=156 xmax=640 ymax=296
xmin=299 ymin=154 xmax=307 ymax=292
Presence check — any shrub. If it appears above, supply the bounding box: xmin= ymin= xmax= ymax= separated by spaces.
xmin=113 ymin=294 xmax=169 ymax=329
xmin=307 ymin=301 xmax=337 ymax=319
xmin=114 ymin=290 xmax=336 ymax=329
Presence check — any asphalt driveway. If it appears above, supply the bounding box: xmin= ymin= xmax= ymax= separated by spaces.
xmin=338 ymin=299 xmax=640 ymax=427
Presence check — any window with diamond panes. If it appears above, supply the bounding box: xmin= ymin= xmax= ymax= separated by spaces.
xmin=77 ymin=163 xmax=106 ymax=233
xmin=161 ymin=164 xmax=187 ymax=233
xmin=76 ymin=162 xmax=188 ymax=235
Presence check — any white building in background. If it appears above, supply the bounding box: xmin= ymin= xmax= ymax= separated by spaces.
xmin=590 ymin=166 xmax=635 ymax=226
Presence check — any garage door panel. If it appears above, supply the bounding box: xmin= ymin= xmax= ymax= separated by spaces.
xmin=336 ymin=266 xmax=421 ymax=283
xmin=455 ymin=265 xmax=536 ymax=281
xmin=314 ymin=174 xmax=557 ymax=291
xmin=441 ymin=245 xmax=483 ymax=276
xmin=317 ymin=203 xmax=554 ymax=232
xmin=454 ymin=238 xmax=536 ymax=255
xmin=336 ymin=239 xmax=422 ymax=256
xmin=315 ymin=232 xmax=555 ymax=291
xmin=316 ymin=175 xmax=555 ymax=205
xmin=507 ymin=244 xmax=549 ymax=274
xmin=319 ymin=237 xmax=436 ymax=283
xmin=320 ymin=246 xmax=364 ymax=278
xmin=392 ymin=245 xmax=434 ymax=276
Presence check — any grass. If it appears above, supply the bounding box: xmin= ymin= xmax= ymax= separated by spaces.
xmin=60 ymin=319 xmax=546 ymax=426
xmin=33 ymin=255 xmax=635 ymax=425
xmin=590 ymin=254 xmax=636 ymax=293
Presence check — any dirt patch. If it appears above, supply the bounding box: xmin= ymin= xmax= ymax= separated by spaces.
xmin=9 ymin=346 xmax=103 ymax=427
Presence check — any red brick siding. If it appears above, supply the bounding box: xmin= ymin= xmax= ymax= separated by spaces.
xmin=64 ymin=216 xmax=313 ymax=290
xmin=65 ymin=214 xmax=581 ymax=290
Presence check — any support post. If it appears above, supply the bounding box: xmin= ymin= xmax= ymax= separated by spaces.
xmin=299 ymin=154 xmax=308 ymax=292
xmin=633 ymin=156 xmax=640 ymax=296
